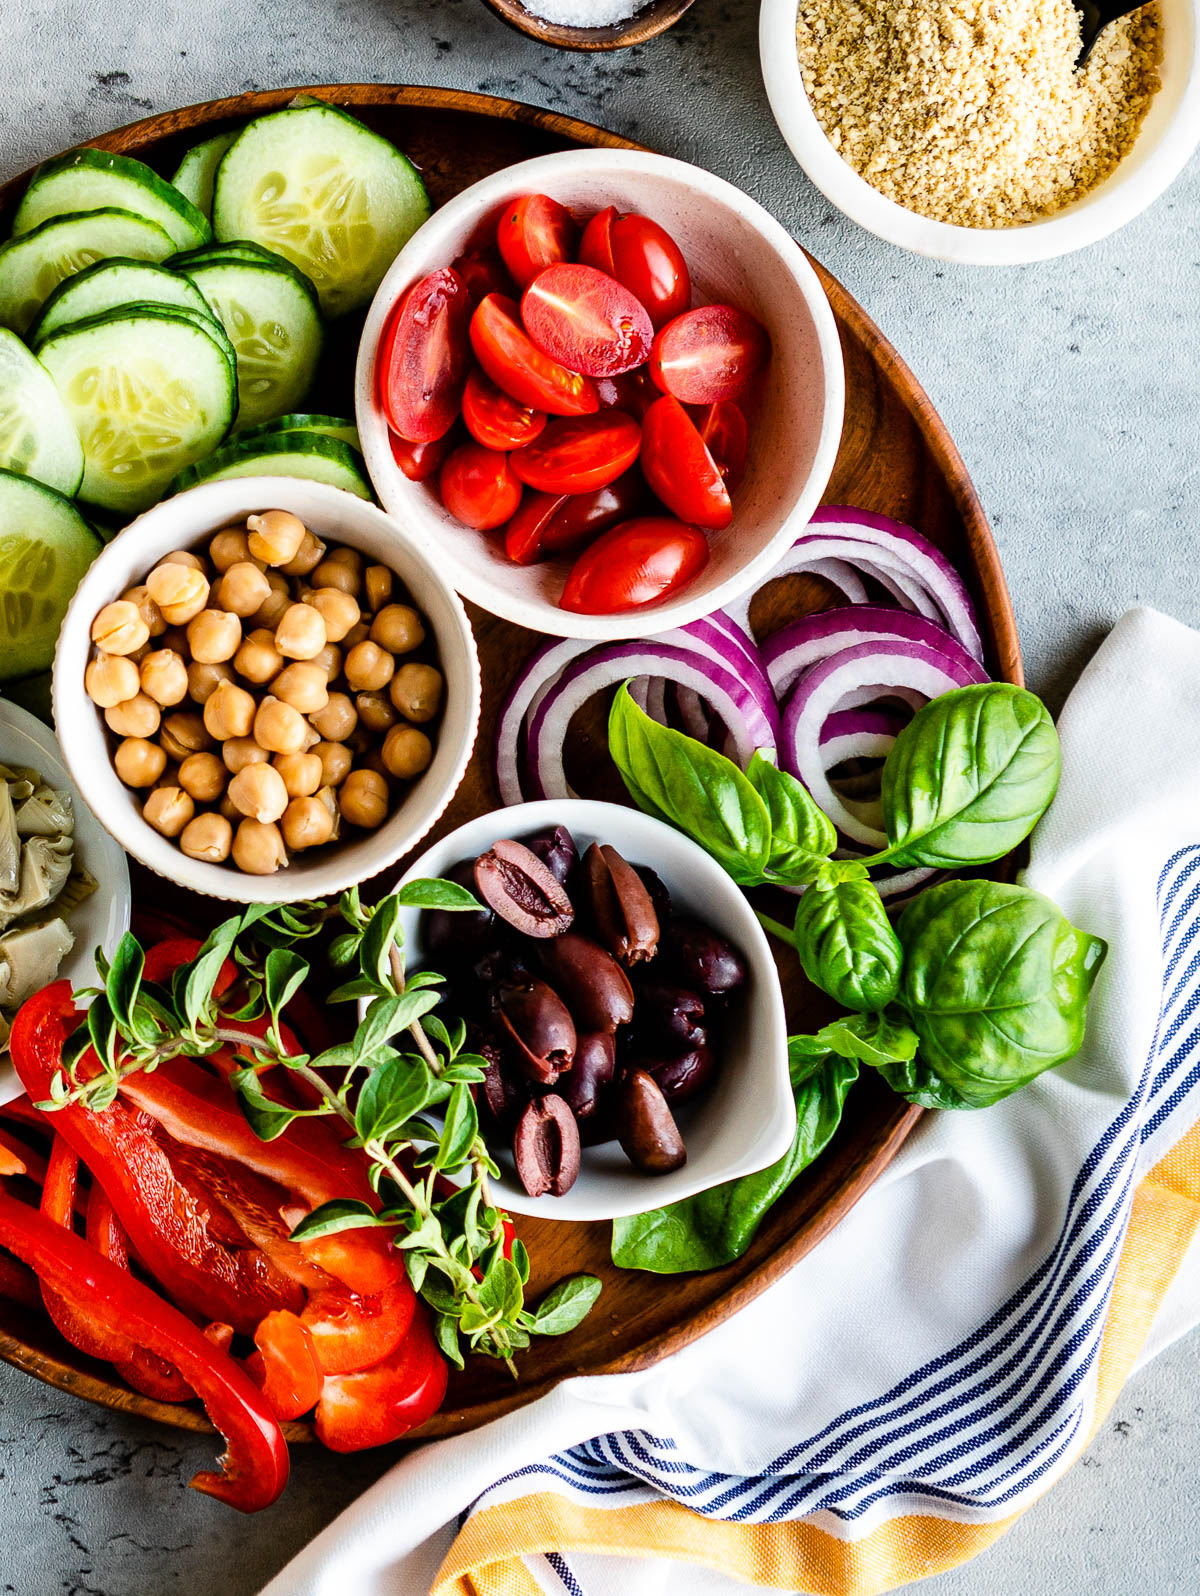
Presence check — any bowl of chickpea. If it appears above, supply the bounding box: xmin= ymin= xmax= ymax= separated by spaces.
xmin=53 ymin=478 xmax=481 ymax=902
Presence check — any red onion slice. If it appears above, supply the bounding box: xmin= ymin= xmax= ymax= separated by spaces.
xmin=495 ymin=637 xmax=593 ymax=807
xmin=763 ymin=605 xmax=987 ymax=699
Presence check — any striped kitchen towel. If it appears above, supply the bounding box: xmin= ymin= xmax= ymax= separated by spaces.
xmin=264 ymin=607 xmax=1200 ymax=1596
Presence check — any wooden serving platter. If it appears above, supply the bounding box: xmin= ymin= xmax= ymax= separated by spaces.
xmin=0 ymin=86 xmax=1020 ymax=1442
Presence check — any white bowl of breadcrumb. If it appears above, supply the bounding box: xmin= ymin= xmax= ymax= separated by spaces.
xmin=760 ymin=0 xmax=1200 ymax=263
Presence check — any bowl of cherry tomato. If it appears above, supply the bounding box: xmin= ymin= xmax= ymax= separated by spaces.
xmin=356 ymin=149 xmax=845 ymax=639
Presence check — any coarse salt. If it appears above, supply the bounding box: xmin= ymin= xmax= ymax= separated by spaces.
xmin=521 ymin=0 xmax=645 ymax=24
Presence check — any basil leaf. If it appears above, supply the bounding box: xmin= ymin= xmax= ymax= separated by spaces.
xmin=360 ymin=896 xmax=402 ymax=986
xmin=354 ymin=1053 xmax=432 ymax=1145
xmin=791 ymin=879 xmax=902 ymax=1012
xmin=182 ymin=918 xmax=239 ymax=1030
xmin=877 ymin=684 xmax=1061 ymax=869
xmin=263 ymin=947 xmax=308 ymax=1022
xmin=746 ymin=751 xmax=837 ymax=863
xmin=434 ymin=1082 xmax=478 ymax=1171
xmin=812 ymin=1011 xmax=919 ymax=1069
xmin=433 ymin=1311 xmax=465 ymax=1368
xmin=290 ymin=1199 xmax=383 ymax=1240
xmin=105 ymin=933 xmax=144 ymax=1034
xmin=612 ymin=1054 xmax=859 ymax=1274
xmin=396 ymin=877 xmax=481 ymax=911
xmin=525 ymin=1273 xmax=602 ymax=1334
xmin=871 ymin=1052 xmax=978 ymax=1110
xmin=608 ymin=685 xmax=771 ymax=886
xmin=895 ymin=879 xmax=1107 ymax=1107
xmin=478 ymin=1255 xmax=525 ymax=1322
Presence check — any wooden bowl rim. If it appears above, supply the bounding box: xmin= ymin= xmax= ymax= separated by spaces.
xmin=479 ymin=0 xmax=697 ymax=51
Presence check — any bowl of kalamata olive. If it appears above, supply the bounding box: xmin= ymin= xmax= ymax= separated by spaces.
xmin=387 ymin=799 xmax=792 ymax=1220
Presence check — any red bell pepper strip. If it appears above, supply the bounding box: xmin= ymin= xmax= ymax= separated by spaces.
xmin=301 ymin=1275 xmax=416 ymax=1375
xmin=314 ymin=1304 xmax=447 ymax=1452
xmin=0 ymin=1192 xmax=289 ymax=1511
xmin=37 ymin=1134 xmax=115 ymax=1364
xmin=0 ymin=1125 xmax=46 ymax=1182
xmin=0 ymin=1251 xmax=40 ymax=1309
xmin=252 ymin=1309 xmax=324 ymax=1421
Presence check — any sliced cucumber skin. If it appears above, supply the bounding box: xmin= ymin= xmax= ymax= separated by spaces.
xmin=0 ymin=329 xmax=85 ymax=497
xmin=240 ymin=414 xmax=360 ymax=451
xmin=14 ymin=149 xmax=212 ymax=251
xmin=38 ymin=305 xmax=237 ymax=515
xmin=0 ymin=209 xmax=177 ymax=335
xmin=27 ymin=256 xmax=217 ymax=346
xmin=173 ymin=431 xmax=371 ymax=499
xmin=172 ymin=240 xmax=320 ymax=301
xmin=170 ymin=131 xmax=239 ymax=216
xmin=212 ymin=105 xmax=431 ymax=319
xmin=0 ymin=467 xmax=101 ymax=680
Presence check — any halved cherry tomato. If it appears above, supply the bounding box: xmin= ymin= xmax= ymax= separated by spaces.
xmin=521 ymin=264 xmax=653 ymax=378
xmin=389 ymin=428 xmax=457 ymax=483
xmin=606 ymin=213 xmax=691 ymax=328
xmin=641 ymin=395 xmax=732 ymax=530
xmin=253 ymin=1310 xmax=324 ymax=1422
xmin=690 ymin=400 xmax=748 ymax=492
xmin=594 ymin=366 xmax=657 ymax=421
xmin=649 ymin=304 xmax=771 ymax=405
xmin=301 ymin=1276 xmax=416 ymax=1375
xmin=470 ymin=294 xmax=598 ymax=417
xmin=496 ymin=194 xmax=579 ymax=290
xmin=314 ymin=1307 xmax=447 ymax=1452
xmin=461 ymin=368 xmax=547 ymax=451
xmin=378 ymin=268 xmax=472 ymax=443
xmin=510 ymin=411 xmax=641 ymax=495
xmin=578 ymin=205 xmax=618 ymax=275
xmin=560 ymin=516 xmax=709 ymax=614
xmin=439 ymin=441 xmax=523 ymax=529
xmin=504 ymin=468 xmax=645 ymax=565
xmin=451 ymin=248 xmax=513 ymax=306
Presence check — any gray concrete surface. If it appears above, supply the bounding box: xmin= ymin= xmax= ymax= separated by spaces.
xmin=2 ymin=0 xmax=1198 ymax=1590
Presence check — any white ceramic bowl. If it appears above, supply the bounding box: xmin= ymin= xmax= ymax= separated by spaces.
xmin=389 ymin=798 xmax=793 ymax=1221
xmin=356 ymin=148 xmax=844 ymax=640
xmin=760 ymin=0 xmax=1200 ymax=264
xmin=52 ymin=478 xmax=481 ymax=904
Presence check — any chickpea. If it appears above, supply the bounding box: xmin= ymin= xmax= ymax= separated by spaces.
xmin=313 ymin=740 xmax=352 ymax=787
xmin=306 ymin=588 xmax=359 ymax=643
xmin=274 ymin=751 xmax=323 ymax=799
xmin=229 ymin=763 xmax=289 ymax=824
xmin=233 ymin=628 xmax=283 ymax=685
xmin=364 ymin=564 xmax=393 ymax=613
xmin=389 ymin=662 xmax=443 ymax=723
xmin=281 ymin=795 xmax=335 ymax=851
xmin=382 ymin=724 xmax=433 ymax=781
xmin=344 ymin=640 xmax=394 ymax=693
xmin=252 ymin=588 xmax=292 ymax=631
xmin=370 ymin=604 xmax=425 ymax=655
xmin=158 ymin=548 xmax=207 ymax=573
xmin=208 ymin=528 xmax=258 ymax=572
xmin=310 ymin=642 xmax=343 ymax=680
xmin=203 ymin=680 xmax=256 ymax=741
xmin=254 ymin=696 xmax=309 ymax=756
xmin=356 ymin=690 xmax=397 ymax=733
xmin=223 ymin=736 xmax=271 ymax=774
xmin=139 ymin=648 xmax=189 ymax=707
xmin=178 ymin=751 xmax=227 ymax=803
xmin=275 ymin=602 xmax=326 ymax=661
xmin=114 ymin=737 xmax=167 ymax=788
xmin=342 ymin=621 xmax=370 ymax=650
xmin=105 ymin=693 xmax=161 ymax=739
xmin=340 ymin=768 xmax=389 ymax=829
xmin=160 ymin=712 xmax=211 ymax=761
xmin=216 ymin=562 xmax=271 ymax=619
xmin=264 ymin=568 xmax=290 ymax=595
xmin=187 ymin=609 xmax=242 ymax=664
xmin=180 ymin=812 xmax=232 ymax=864
xmin=92 ymin=600 xmax=149 ymax=656
xmin=146 ymin=563 xmax=210 ymax=626
xmin=326 ymin=546 xmax=363 ymax=574
xmin=160 ymin=625 xmax=189 ymax=656
xmin=128 ymin=641 xmax=151 ymax=665
xmin=219 ymin=794 xmax=240 ymax=822
xmin=246 ymin=509 xmax=306 ymax=566
xmin=310 ymin=558 xmax=360 ymax=597
xmin=143 ymin=786 xmax=194 ymax=839
xmin=362 ymin=749 xmax=392 ymax=784
xmin=120 ymin=584 xmax=165 ymax=638
xmin=85 ymin=654 xmax=139 ymax=708
xmin=282 ymin=530 xmax=326 ymax=577
xmin=232 ymin=818 xmax=288 ymax=875
xmin=309 ymin=692 xmax=357 ymax=742
xmin=187 ymin=660 xmax=234 ymax=705
xmin=269 ymin=662 xmax=327 ymax=715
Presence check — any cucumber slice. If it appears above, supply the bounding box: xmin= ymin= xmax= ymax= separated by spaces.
xmin=13 ymin=149 xmax=211 ymax=252
xmin=212 ymin=105 xmax=430 ymax=318
xmin=170 ymin=131 xmax=238 ymax=217
xmin=0 ymin=330 xmax=85 ymax=496
xmin=28 ymin=257 xmax=217 ymax=345
xmin=0 ymin=468 xmax=101 ymax=680
xmin=173 ymin=431 xmax=371 ymax=499
xmin=0 ymin=209 xmax=177 ymax=335
xmin=239 ymin=413 xmax=360 ymax=451
xmin=168 ymin=239 xmax=279 ymax=270
xmin=38 ymin=306 xmax=237 ymax=514
xmin=181 ymin=260 xmax=323 ymax=431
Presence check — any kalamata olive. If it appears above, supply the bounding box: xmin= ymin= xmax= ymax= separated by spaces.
xmin=474 ymin=838 xmax=574 ymax=937
xmin=636 ymin=866 xmax=671 ymax=921
xmin=513 ymin=1094 xmax=581 ymax=1197
xmin=633 ymin=981 xmax=706 ymax=1048
xmin=520 ymin=824 xmax=578 ymax=887
xmin=638 ymin=1042 xmax=717 ymax=1104
xmin=470 ymin=940 xmax=530 ymax=994
xmin=470 ymin=1027 xmax=528 ymax=1129
xmin=421 ymin=858 xmax=494 ymax=958
xmin=582 ymin=843 xmax=660 ymax=965
xmin=537 ymin=932 xmax=634 ymax=1034
xmin=558 ymin=1031 xmax=616 ymax=1120
xmin=661 ymin=918 xmax=747 ymax=995
xmin=494 ymin=978 xmax=576 ymax=1085
xmin=616 ymin=1069 xmax=686 ymax=1174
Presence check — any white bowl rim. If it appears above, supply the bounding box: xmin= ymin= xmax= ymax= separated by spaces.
xmin=356 ymin=146 xmax=846 ymax=640
xmin=759 ymin=0 xmax=1200 ymax=265
xmin=51 ymin=477 xmax=482 ymax=904
xmin=385 ymin=797 xmax=795 ymax=1221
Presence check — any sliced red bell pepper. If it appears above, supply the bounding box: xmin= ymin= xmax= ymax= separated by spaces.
xmin=300 ymin=1275 xmax=416 ymax=1375
xmin=252 ymin=1309 xmax=324 ymax=1421
xmin=38 ymin=1134 xmax=116 ymax=1364
xmin=0 ymin=1125 xmax=45 ymax=1182
xmin=0 ymin=1251 xmax=40 ymax=1308
xmin=314 ymin=1304 xmax=447 ymax=1452
xmin=0 ymin=1192 xmax=288 ymax=1511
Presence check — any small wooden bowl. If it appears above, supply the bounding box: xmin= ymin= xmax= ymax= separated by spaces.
xmin=480 ymin=0 xmax=696 ymax=51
